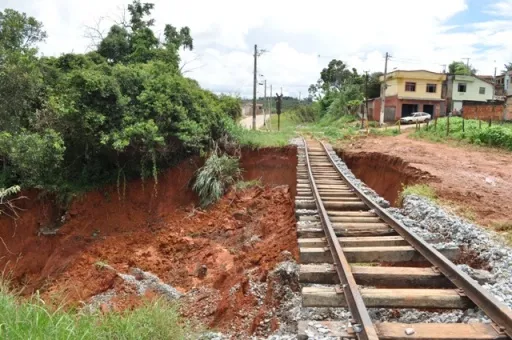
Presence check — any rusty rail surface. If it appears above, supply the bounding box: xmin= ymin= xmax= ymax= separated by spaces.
xmin=320 ymin=141 xmax=512 ymax=338
xmin=303 ymin=139 xmax=379 ymax=340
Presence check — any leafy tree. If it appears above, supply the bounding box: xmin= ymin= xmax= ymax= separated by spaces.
xmin=502 ymin=62 xmax=512 ymax=75
xmin=0 ymin=4 xmax=240 ymax=195
xmin=367 ymin=72 xmax=383 ymax=99
xmin=318 ymin=59 xmax=362 ymax=92
xmin=309 ymin=59 xmax=365 ymax=119
xmin=97 ymin=1 xmax=192 ymax=67
xmin=98 ymin=26 xmax=131 ymax=63
xmin=0 ymin=10 xmax=47 ymax=132
xmin=448 ymin=61 xmax=476 ymax=75
xmin=0 ymin=9 xmax=47 ymax=53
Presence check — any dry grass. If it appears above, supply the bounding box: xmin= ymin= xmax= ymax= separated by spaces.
xmin=491 ymin=221 xmax=512 ymax=245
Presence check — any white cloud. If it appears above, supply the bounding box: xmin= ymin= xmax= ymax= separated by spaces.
xmin=3 ymin=0 xmax=512 ymax=97
xmin=485 ymin=0 xmax=512 ymax=16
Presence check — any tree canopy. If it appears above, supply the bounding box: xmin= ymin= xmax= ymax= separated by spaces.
xmin=308 ymin=59 xmax=382 ymax=119
xmin=448 ymin=61 xmax=476 ymax=75
xmin=502 ymin=62 xmax=512 ymax=75
xmin=0 ymin=2 xmax=241 ymax=195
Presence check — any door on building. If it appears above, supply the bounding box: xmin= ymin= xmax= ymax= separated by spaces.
xmin=423 ymin=104 xmax=434 ymax=116
xmin=402 ymin=104 xmax=418 ymax=117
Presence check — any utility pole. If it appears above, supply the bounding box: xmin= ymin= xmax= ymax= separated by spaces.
xmin=263 ymin=79 xmax=267 ymax=126
xmin=364 ymin=71 xmax=369 ymax=128
xmin=252 ymin=44 xmax=258 ymax=130
xmin=462 ymin=58 xmax=471 ymax=75
xmin=380 ymin=52 xmax=389 ymax=126
xmin=276 ymin=94 xmax=283 ymax=131
xmin=269 ymin=84 xmax=273 ymax=129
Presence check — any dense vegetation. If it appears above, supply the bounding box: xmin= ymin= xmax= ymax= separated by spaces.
xmin=0 ymin=2 xmax=241 ymax=196
xmin=0 ymin=285 xmax=192 ymax=339
xmin=308 ymin=59 xmax=381 ymax=122
xmin=413 ymin=118 xmax=512 ymax=151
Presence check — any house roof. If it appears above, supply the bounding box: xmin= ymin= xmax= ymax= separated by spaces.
xmin=475 ymin=76 xmax=495 ymax=86
xmin=388 ymin=69 xmax=444 ymax=75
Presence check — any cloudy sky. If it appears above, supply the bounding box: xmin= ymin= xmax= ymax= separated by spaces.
xmin=2 ymin=0 xmax=512 ymax=98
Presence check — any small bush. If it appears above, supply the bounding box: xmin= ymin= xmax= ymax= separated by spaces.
xmin=398 ymin=184 xmax=437 ymax=205
xmin=193 ymin=153 xmax=242 ymax=207
xmin=288 ymin=105 xmax=320 ymax=123
xmin=234 ymin=179 xmax=262 ymax=191
xmin=0 ymin=283 xmax=193 ymax=339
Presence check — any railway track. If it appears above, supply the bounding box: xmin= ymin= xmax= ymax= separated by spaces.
xmin=296 ymin=139 xmax=512 ymax=340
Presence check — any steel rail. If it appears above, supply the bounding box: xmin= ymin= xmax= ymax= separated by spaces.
xmin=321 ymin=141 xmax=512 ymax=338
xmin=303 ymin=139 xmax=379 ymax=340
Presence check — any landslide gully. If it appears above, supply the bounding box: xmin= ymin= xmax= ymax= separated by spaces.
xmin=337 ymin=150 xmax=437 ymax=206
xmin=0 ymin=147 xmax=298 ymax=335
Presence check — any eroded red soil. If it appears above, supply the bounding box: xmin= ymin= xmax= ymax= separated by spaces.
xmin=0 ymin=147 xmax=298 ymax=335
xmin=340 ymin=133 xmax=512 ymax=226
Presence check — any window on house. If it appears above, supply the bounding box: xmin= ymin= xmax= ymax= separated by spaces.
xmin=458 ymin=83 xmax=467 ymax=93
xmin=426 ymin=84 xmax=437 ymax=93
xmin=479 ymin=87 xmax=486 ymax=95
xmin=405 ymin=82 xmax=416 ymax=92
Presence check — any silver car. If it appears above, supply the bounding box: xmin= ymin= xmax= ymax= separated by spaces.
xmin=400 ymin=112 xmax=431 ymax=124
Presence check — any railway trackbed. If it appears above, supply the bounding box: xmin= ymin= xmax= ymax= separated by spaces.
xmin=296 ymin=139 xmax=512 ymax=340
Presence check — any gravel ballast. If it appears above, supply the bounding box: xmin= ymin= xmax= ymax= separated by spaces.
xmin=326 ymin=146 xmax=512 ymax=324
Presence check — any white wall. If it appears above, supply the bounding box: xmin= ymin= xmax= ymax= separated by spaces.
xmin=453 ymin=101 xmax=463 ymax=111
xmin=452 ymin=75 xmax=493 ymax=102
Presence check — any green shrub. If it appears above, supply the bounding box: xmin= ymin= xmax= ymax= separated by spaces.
xmin=412 ymin=118 xmax=512 ymax=151
xmin=0 ymin=284 xmax=192 ymax=339
xmin=193 ymin=153 xmax=242 ymax=207
xmin=288 ymin=104 xmax=319 ymax=123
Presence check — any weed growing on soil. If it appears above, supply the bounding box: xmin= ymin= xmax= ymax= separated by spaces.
xmin=193 ymin=153 xmax=242 ymax=207
xmin=0 ymin=284 xmax=193 ymax=339
xmin=398 ymin=184 xmax=437 ymax=205
xmin=234 ymin=179 xmax=262 ymax=191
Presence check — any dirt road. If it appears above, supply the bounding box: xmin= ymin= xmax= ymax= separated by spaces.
xmin=341 ymin=132 xmax=512 ymax=227
xmin=240 ymin=114 xmax=267 ymax=129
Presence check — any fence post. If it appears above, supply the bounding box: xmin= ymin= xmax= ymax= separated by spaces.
xmin=435 ymin=117 xmax=438 ymax=131
xmin=479 ymin=119 xmax=482 ymax=129
xmin=462 ymin=118 xmax=465 ymax=133
xmin=398 ymin=119 xmax=401 ymax=133
xmin=489 ymin=118 xmax=492 ymax=127
xmin=446 ymin=115 xmax=450 ymax=136
xmin=426 ymin=120 xmax=429 ymax=131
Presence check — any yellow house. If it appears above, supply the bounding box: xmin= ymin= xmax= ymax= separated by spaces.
xmin=375 ymin=70 xmax=447 ymax=121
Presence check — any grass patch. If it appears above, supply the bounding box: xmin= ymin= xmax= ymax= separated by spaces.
xmin=0 ymin=283 xmax=193 ymax=339
xmin=412 ymin=118 xmax=512 ymax=151
xmin=398 ymin=184 xmax=437 ymax=205
xmin=233 ymin=114 xmax=298 ymax=148
xmin=234 ymin=179 xmax=262 ymax=191
xmin=234 ymin=111 xmax=405 ymax=148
